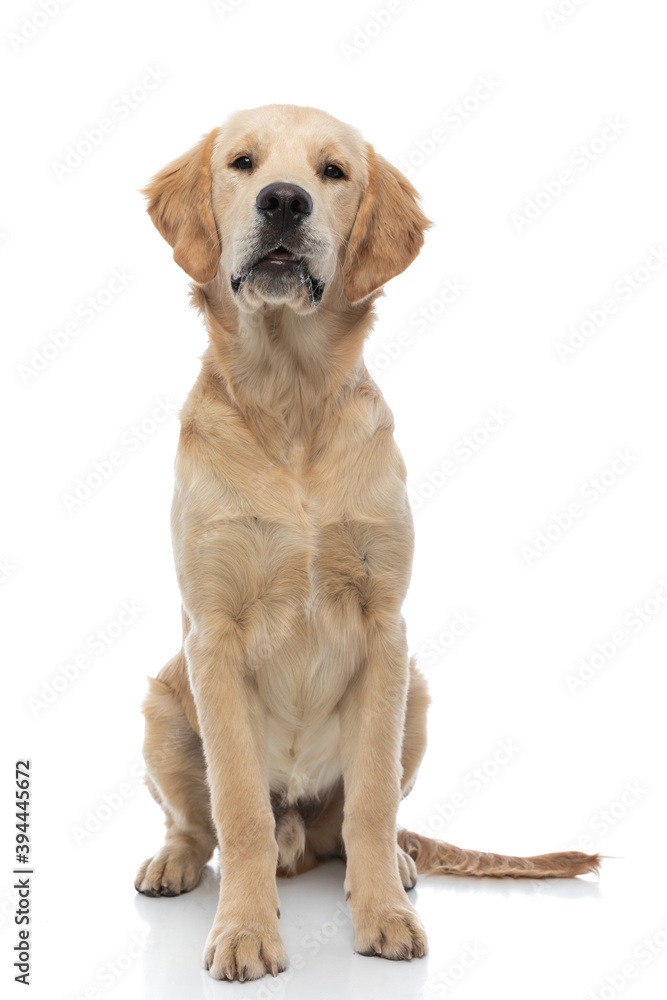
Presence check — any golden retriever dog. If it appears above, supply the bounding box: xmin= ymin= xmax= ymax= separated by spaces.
xmin=134 ymin=104 xmax=600 ymax=982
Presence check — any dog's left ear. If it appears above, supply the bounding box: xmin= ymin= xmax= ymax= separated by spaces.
xmin=142 ymin=128 xmax=220 ymax=284
xmin=343 ymin=144 xmax=432 ymax=304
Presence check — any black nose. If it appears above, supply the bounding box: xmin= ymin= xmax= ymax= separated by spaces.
xmin=255 ymin=183 xmax=313 ymax=226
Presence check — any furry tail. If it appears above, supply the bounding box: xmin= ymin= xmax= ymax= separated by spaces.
xmin=398 ymin=828 xmax=600 ymax=879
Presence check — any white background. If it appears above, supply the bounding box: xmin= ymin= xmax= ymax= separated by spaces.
xmin=3 ymin=1 xmax=666 ymax=998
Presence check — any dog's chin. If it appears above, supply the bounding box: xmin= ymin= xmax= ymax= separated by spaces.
xmin=231 ymin=253 xmax=325 ymax=312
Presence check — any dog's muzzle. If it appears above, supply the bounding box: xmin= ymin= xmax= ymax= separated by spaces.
xmin=231 ymin=182 xmax=326 ymax=306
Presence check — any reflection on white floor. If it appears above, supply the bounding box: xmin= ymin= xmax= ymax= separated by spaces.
xmin=14 ymin=777 xmax=667 ymax=1000
xmin=126 ymin=849 xmax=638 ymax=1000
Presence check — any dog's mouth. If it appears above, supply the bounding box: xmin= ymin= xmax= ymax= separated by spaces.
xmin=256 ymin=245 xmax=303 ymax=265
xmin=231 ymin=246 xmax=325 ymax=306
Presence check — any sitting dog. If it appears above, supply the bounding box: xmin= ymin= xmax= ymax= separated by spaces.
xmin=134 ymin=104 xmax=600 ymax=982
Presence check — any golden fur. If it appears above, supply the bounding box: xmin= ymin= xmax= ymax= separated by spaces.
xmin=135 ymin=104 xmax=600 ymax=982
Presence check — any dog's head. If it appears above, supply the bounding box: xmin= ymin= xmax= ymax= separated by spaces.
xmin=143 ymin=104 xmax=430 ymax=311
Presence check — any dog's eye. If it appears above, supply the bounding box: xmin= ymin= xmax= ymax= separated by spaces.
xmin=323 ymin=164 xmax=345 ymax=179
xmin=231 ymin=156 xmax=253 ymax=171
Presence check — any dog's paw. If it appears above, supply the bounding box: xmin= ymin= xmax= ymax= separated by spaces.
xmin=134 ymin=845 xmax=203 ymax=897
xmin=353 ymin=901 xmax=428 ymax=960
xmin=203 ymin=918 xmax=287 ymax=981
xmin=397 ymin=844 xmax=418 ymax=890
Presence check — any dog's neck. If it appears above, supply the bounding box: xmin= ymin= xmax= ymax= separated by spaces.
xmin=192 ymin=283 xmax=379 ymax=457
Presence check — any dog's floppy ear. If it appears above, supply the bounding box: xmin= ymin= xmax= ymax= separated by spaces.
xmin=343 ymin=144 xmax=431 ymax=304
xmin=142 ymin=129 xmax=220 ymax=284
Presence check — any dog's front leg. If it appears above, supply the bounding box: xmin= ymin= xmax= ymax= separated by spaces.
xmin=185 ymin=626 xmax=286 ymax=982
xmin=340 ymin=619 xmax=428 ymax=960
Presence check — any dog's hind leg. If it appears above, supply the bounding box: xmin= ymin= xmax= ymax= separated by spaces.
xmin=135 ymin=653 xmax=217 ymax=897
xmin=395 ymin=658 xmax=430 ymax=889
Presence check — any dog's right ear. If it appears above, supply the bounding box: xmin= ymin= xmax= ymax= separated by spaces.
xmin=142 ymin=129 xmax=220 ymax=284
